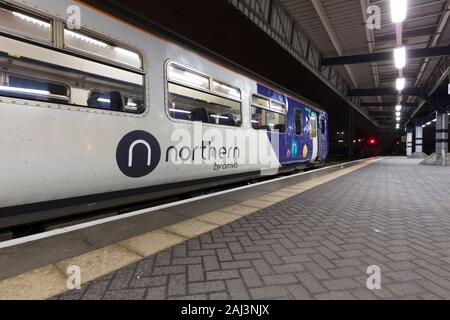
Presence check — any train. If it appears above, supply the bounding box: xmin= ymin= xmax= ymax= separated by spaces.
xmin=0 ymin=0 xmax=328 ymax=230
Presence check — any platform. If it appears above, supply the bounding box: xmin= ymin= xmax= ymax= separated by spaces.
xmin=2 ymin=157 xmax=450 ymax=300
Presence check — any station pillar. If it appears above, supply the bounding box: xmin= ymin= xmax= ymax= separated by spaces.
xmin=435 ymin=111 xmax=449 ymax=155
xmin=409 ymin=123 xmax=427 ymax=159
xmin=415 ymin=125 xmax=423 ymax=153
xmin=406 ymin=129 xmax=413 ymax=156
xmin=420 ymin=97 xmax=449 ymax=166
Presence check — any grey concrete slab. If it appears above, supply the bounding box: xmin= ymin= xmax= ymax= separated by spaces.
xmin=0 ymin=210 xmax=185 ymax=280
xmin=218 ymin=189 xmax=270 ymax=202
xmin=161 ymin=198 xmax=239 ymax=218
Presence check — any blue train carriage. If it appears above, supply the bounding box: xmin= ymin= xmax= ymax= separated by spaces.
xmin=252 ymin=84 xmax=329 ymax=169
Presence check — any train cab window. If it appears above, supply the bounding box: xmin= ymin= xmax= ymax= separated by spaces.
xmin=251 ymin=95 xmax=286 ymax=133
xmin=0 ymin=6 xmax=51 ymax=42
xmin=321 ymin=118 xmax=326 ymax=134
xmin=64 ymin=29 xmax=143 ymax=70
xmin=294 ymin=109 xmax=303 ymax=135
xmin=167 ymin=63 xmax=242 ymax=127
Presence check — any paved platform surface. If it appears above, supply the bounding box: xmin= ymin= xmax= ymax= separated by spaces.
xmin=57 ymin=157 xmax=450 ymax=300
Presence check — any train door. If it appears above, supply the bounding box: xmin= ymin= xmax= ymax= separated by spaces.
xmin=317 ymin=115 xmax=323 ymax=158
xmin=310 ymin=112 xmax=318 ymax=161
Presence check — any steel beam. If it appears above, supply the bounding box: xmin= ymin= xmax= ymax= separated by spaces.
xmin=322 ymin=46 xmax=450 ymax=66
xmin=348 ymin=88 xmax=425 ymax=97
xmin=310 ymin=0 xmax=358 ymax=88
xmin=361 ymin=102 xmax=417 ymax=107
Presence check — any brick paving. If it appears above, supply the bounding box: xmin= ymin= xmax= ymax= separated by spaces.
xmin=57 ymin=158 xmax=450 ymax=300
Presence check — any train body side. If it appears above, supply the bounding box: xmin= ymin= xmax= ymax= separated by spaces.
xmin=0 ymin=0 xmax=328 ymax=228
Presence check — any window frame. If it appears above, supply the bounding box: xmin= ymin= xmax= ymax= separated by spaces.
xmin=1 ymin=71 xmax=71 ymax=103
xmin=0 ymin=3 xmax=53 ymax=45
xmin=0 ymin=3 xmax=147 ymax=116
xmin=165 ymin=60 xmax=243 ymax=128
xmin=63 ymin=28 xmax=144 ymax=73
xmin=250 ymin=93 xmax=287 ymax=133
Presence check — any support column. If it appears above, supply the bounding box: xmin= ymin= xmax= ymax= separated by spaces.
xmin=436 ymin=111 xmax=449 ymax=156
xmin=409 ymin=124 xmax=427 ymax=158
xmin=406 ymin=130 xmax=413 ymax=156
xmin=415 ymin=125 xmax=423 ymax=153
xmin=421 ymin=108 xmax=449 ymax=166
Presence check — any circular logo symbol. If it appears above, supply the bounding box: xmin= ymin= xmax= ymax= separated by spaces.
xmin=290 ymin=140 xmax=299 ymax=158
xmin=303 ymin=144 xmax=308 ymax=158
xmin=116 ymin=130 xmax=161 ymax=178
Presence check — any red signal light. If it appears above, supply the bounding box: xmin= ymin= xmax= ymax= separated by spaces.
xmin=369 ymin=138 xmax=376 ymax=145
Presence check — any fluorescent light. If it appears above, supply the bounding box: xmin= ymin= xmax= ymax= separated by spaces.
xmin=0 ymin=85 xmax=50 ymax=95
xmin=396 ymin=117 xmax=401 ymax=121
xmin=396 ymin=78 xmax=405 ymax=91
xmin=169 ymin=108 xmax=191 ymax=114
xmin=13 ymin=12 xmax=50 ymax=28
xmin=127 ymin=102 xmax=137 ymax=107
xmin=394 ymin=46 xmax=406 ymax=69
xmin=432 ymin=119 xmax=437 ymax=122
xmin=395 ymin=111 xmax=401 ymax=117
xmin=97 ymin=98 xmax=110 ymax=103
xmin=422 ymin=124 xmax=426 ymax=128
xmin=395 ymin=105 xmax=402 ymax=111
xmin=390 ymin=0 xmax=407 ymax=23
xmin=426 ymin=122 xmax=432 ymax=125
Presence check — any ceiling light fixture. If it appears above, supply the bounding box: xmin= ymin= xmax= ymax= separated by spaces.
xmin=396 ymin=78 xmax=405 ymax=91
xmin=390 ymin=0 xmax=407 ymax=23
xmin=394 ymin=46 xmax=406 ymax=69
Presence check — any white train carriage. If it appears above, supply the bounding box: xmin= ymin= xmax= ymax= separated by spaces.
xmin=0 ymin=0 xmax=328 ymax=229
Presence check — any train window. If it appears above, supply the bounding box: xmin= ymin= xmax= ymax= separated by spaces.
xmin=0 ymin=34 xmax=145 ymax=113
xmin=0 ymin=72 xmax=69 ymax=104
xmin=212 ymin=80 xmax=240 ymax=100
xmin=251 ymin=95 xmax=270 ymax=109
xmin=270 ymin=100 xmax=286 ymax=114
xmin=167 ymin=63 xmax=242 ymax=126
xmin=168 ymin=64 xmax=210 ymax=91
xmin=251 ymin=106 xmax=286 ymax=133
xmin=0 ymin=5 xmax=51 ymax=42
xmin=64 ymin=29 xmax=143 ymax=70
xmin=294 ymin=109 xmax=302 ymax=135
xmin=168 ymin=82 xmax=241 ymax=126
xmin=88 ymin=90 xmax=144 ymax=113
